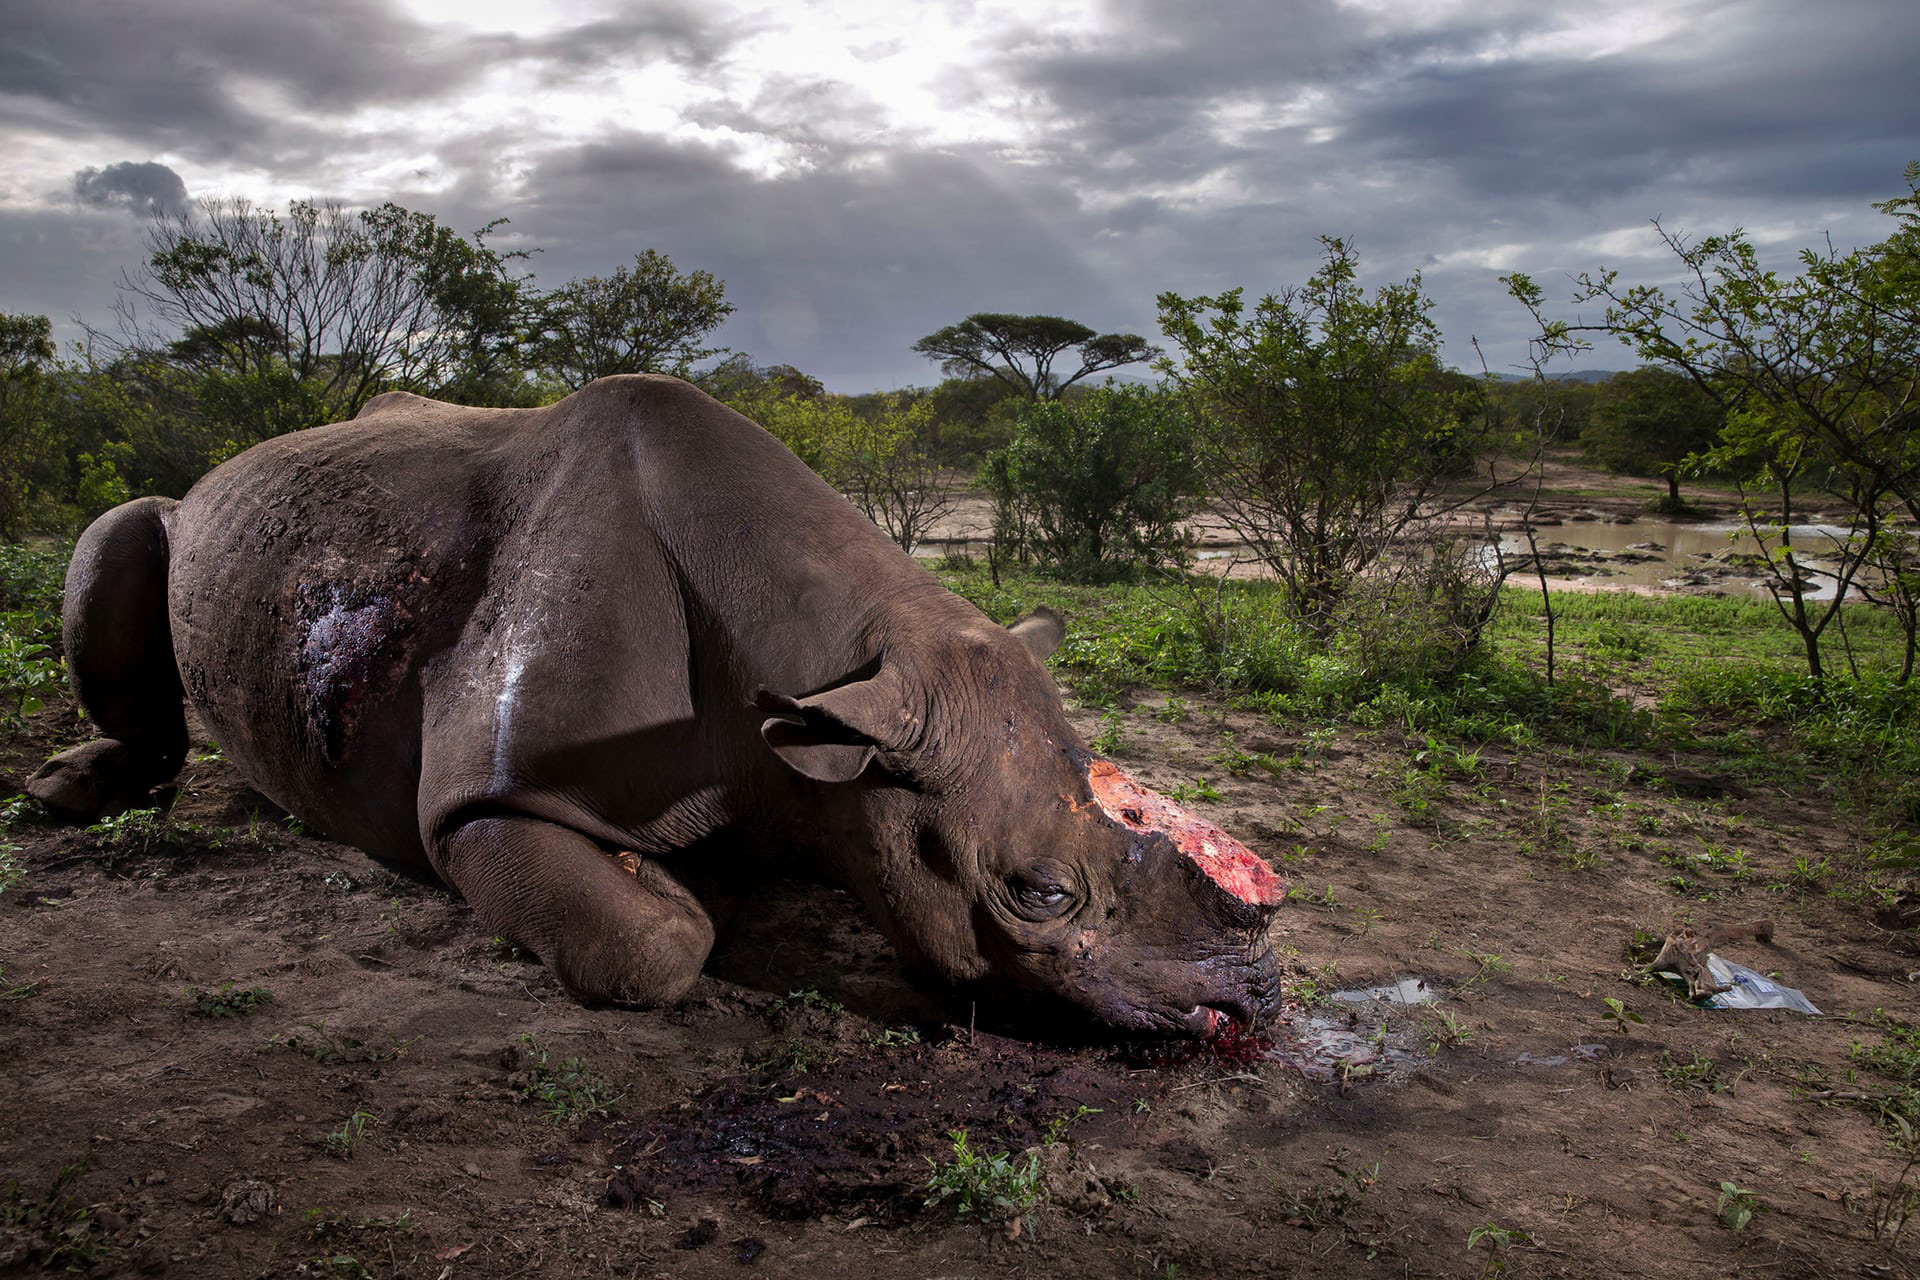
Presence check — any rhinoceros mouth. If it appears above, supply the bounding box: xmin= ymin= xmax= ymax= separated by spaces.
xmin=1105 ymin=952 xmax=1281 ymax=1038
xmin=1183 ymin=1005 xmax=1234 ymax=1038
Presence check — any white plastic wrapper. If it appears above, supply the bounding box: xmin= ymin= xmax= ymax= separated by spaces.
xmin=1661 ymin=954 xmax=1822 ymax=1014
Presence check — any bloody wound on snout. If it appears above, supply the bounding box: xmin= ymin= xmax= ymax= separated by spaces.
xmin=1083 ymin=758 xmax=1286 ymax=907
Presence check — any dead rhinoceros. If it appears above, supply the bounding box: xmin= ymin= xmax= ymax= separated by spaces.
xmin=30 ymin=375 xmax=1284 ymax=1036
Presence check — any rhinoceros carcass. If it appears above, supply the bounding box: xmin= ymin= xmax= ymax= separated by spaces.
xmin=30 ymin=375 xmax=1284 ymax=1036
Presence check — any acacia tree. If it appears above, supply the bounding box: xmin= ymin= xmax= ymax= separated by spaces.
xmin=1158 ymin=237 xmax=1491 ymax=637
xmin=1583 ymin=366 xmax=1724 ymax=511
xmin=911 ymin=313 xmax=1157 ymax=401
xmin=1510 ymin=165 xmax=1920 ymax=683
xmin=117 ymin=197 xmax=530 ymax=423
xmin=529 ymin=249 xmax=733 ymax=389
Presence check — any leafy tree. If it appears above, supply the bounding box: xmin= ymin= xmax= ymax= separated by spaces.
xmin=1158 ymin=238 xmax=1492 ymax=635
xmin=727 ymin=390 xmax=842 ymax=474
xmin=0 ymin=314 xmax=58 ymax=538
xmin=700 ymin=354 xmax=824 ymax=406
xmin=529 ymin=249 xmax=733 ymax=389
xmin=116 ymin=197 xmax=531 ymax=422
xmin=1484 ymin=375 xmax=1600 ymax=454
xmin=986 ymin=383 xmax=1203 ymax=579
xmin=1511 ymin=164 xmax=1920 ymax=683
xmin=1583 ymin=366 xmax=1723 ymax=510
xmin=822 ymin=393 xmax=959 ymax=555
xmin=923 ymin=375 xmax=1027 ymax=462
xmin=53 ymin=354 xmax=210 ymax=504
xmin=712 ymin=386 xmax=959 ymax=553
xmin=912 ymin=313 xmax=1157 ymax=401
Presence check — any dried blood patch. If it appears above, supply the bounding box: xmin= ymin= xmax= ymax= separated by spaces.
xmin=1084 ymin=758 xmax=1286 ymax=907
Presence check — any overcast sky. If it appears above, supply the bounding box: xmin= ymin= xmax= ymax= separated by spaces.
xmin=3 ymin=0 xmax=1916 ymax=391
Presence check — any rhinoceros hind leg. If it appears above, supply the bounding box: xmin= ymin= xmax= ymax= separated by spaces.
xmin=436 ymin=815 xmax=715 ymax=1007
xmin=27 ymin=496 xmax=187 ymax=820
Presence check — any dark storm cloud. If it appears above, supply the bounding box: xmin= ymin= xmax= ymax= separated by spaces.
xmin=686 ymin=73 xmax=889 ymax=155
xmin=506 ymin=134 xmax=1142 ymax=387
xmin=947 ymin=0 xmax=1920 ymax=375
xmin=0 ymin=204 xmax=150 ymax=334
xmin=6 ymin=0 xmax=1920 ymax=386
xmin=1331 ymin=11 xmax=1920 ymax=208
xmin=72 ymin=160 xmax=191 ymax=218
xmin=0 ymin=0 xmax=721 ymax=172
xmin=419 ymin=0 xmax=1920 ymax=386
xmin=489 ymin=10 xmax=736 ymax=78
xmin=0 ymin=0 xmax=446 ymax=160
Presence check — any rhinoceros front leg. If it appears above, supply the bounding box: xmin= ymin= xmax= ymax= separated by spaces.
xmin=434 ymin=815 xmax=715 ymax=1007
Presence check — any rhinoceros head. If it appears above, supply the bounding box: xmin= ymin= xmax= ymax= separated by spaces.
xmin=754 ymin=607 xmax=1285 ymax=1037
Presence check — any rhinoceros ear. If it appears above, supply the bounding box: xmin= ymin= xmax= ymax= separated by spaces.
xmin=1007 ymin=605 xmax=1065 ymax=662
xmin=752 ymin=665 xmax=918 ymax=784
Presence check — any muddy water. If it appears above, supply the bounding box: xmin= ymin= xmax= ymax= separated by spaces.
xmin=1258 ymin=979 xmax=1439 ymax=1085
xmin=912 ymin=499 xmax=1881 ymax=600
xmin=1492 ymin=515 xmax=1859 ymax=599
xmin=1194 ymin=516 xmax=1863 ymax=599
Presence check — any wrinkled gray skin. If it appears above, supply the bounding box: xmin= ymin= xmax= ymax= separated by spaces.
xmin=30 ymin=376 xmax=1281 ymax=1035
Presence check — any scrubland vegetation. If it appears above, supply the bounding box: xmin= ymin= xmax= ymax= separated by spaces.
xmin=3 ymin=170 xmax=1917 ymax=900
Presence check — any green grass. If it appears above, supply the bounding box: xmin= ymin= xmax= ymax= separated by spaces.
xmin=923 ymin=1128 xmax=1045 ymax=1223
xmin=0 ymin=541 xmax=69 ymax=629
xmin=1 ymin=1164 xmax=109 ymax=1271
xmin=1487 ymin=585 xmax=1910 ymax=681
xmin=186 ymin=982 xmax=274 ymax=1018
xmin=1848 ymin=1011 xmax=1920 ymax=1131
xmin=321 ymin=1110 xmax=375 ymax=1159
xmin=942 ymin=565 xmax=1920 ymax=839
xmin=512 ymin=1034 xmax=623 ymax=1123
xmin=86 ymin=808 xmax=220 ymax=856
xmin=0 ymin=543 xmax=68 ymax=726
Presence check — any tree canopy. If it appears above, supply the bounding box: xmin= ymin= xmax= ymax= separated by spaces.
xmin=529 ymin=249 xmax=733 ymax=389
xmin=987 ymin=383 xmax=1202 ymax=579
xmin=1583 ymin=366 xmax=1723 ymax=509
xmin=911 ymin=313 xmax=1157 ymax=400
xmin=0 ymin=314 xmax=59 ymax=538
xmin=119 ymin=197 xmax=530 ymax=421
xmin=1158 ymin=237 xmax=1487 ymax=634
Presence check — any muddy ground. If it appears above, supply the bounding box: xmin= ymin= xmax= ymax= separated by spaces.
xmin=4 ymin=465 xmax=1918 ymax=1278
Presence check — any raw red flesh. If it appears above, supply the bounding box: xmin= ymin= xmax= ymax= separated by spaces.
xmin=1085 ymin=758 xmax=1286 ymax=907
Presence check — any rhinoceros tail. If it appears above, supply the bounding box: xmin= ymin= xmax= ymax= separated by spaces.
xmin=26 ymin=496 xmax=189 ymax=820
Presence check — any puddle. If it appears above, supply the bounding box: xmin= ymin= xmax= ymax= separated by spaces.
xmin=1332 ymin=977 xmax=1440 ymax=1006
xmin=1266 ymin=1009 xmax=1427 ymax=1084
xmin=1491 ymin=519 xmax=1886 ymax=599
xmin=1261 ymin=978 xmax=1444 ymax=1084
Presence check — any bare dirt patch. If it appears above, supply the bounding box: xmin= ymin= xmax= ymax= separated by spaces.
xmin=3 ymin=680 xmax=1917 ymax=1278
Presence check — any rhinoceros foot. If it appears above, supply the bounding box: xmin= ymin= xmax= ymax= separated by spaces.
xmin=27 ymin=738 xmax=176 ymax=821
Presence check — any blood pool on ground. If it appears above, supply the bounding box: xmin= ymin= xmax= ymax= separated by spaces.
xmin=1084 ymin=758 xmax=1286 ymax=908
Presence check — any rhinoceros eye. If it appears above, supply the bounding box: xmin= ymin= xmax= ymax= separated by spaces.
xmin=1009 ymin=873 xmax=1076 ymax=920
